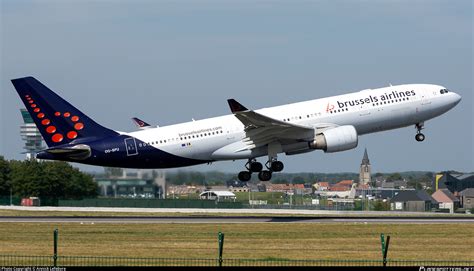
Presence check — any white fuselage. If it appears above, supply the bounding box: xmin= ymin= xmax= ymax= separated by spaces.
xmin=125 ymin=84 xmax=461 ymax=162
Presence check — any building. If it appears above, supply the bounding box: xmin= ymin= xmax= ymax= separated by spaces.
xmin=373 ymin=188 xmax=414 ymax=200
xmin=97 ymin=169 xmax=166 ymax=198
xmin=330 ymin=180 xmax=354 ymax=191
xmin=390 ymin=190 xmax=436 ymax=212
xmin=199 ymin=191 xmax=236 ymax=202
xmin=459 ymin=188 xmax=474 ymax=209
xmin=167 ymin=185 xmax=205 ymax=197
xmin=359 ymin=148 xmax=371 ymax=185
xmin=314 ymin=182 xmax=329 ymax=191
xmin=96 ymin=178 xmax=162 ymax=198
xmin=19 ymin=109 xmax=43 ymax=160
xmin=431 ymin=189 xmax=460 ymax=213
xmin=267 ymin=184 xmax=312 ymax=195
xmin=434 ymin=172 xmax=474 ymax=193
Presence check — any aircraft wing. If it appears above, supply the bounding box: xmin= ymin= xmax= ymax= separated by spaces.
xmin=227 ymin=99 xmax=316 ymax=149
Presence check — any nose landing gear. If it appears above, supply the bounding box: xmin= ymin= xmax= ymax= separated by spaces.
xmin=415 ymin=123 xmax=425 ymax=142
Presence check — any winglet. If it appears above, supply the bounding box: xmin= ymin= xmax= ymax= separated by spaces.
xmin=227 ymin=99 xmax=248 ymax=113
xmin=131 ymin=117 xmax=152 ymax=128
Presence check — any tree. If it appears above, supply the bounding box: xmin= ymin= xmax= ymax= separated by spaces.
xmin=0 ymin=156 xmax=11 ymax=195
xmin=387 ymin=173 xmax=402 ymax=181
xmin=373 ymin=200 xmax=387 ymax=211
xmin=291 ymin=176 xmax=305 ymax=184
xmin=8 ymin=159 xmax=97 ymax=200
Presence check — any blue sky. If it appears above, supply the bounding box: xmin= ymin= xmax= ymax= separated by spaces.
xmin=1 ymin=0 xmax=472 ymax=173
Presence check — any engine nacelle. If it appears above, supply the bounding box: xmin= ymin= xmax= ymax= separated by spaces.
xmin=309 ymin=125 xmax=358 ymax=153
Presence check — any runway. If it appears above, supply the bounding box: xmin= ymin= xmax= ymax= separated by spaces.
xmin=0 ymin=216 xmax=473 ymax=224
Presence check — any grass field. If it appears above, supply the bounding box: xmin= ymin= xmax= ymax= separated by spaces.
xmin=0 ymin=222 xmax=472 ymax=261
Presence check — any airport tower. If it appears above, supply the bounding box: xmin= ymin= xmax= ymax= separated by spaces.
xmin=19 ymin=109 xmax=43 ymax=160
xmin=359 ymin=148 xmax=371 ymax=185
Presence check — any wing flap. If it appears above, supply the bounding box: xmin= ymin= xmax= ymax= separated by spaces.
xmin=227 ymin=99 xmax=315 ymax=150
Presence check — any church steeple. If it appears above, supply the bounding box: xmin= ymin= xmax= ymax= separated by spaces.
xmin=359 ymin=148 xmax=372 ymax=185
xmin=361 ymin=148 xmax=370 ymax=165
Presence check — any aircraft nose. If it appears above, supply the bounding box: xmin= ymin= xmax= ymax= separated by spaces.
xmin=452 ymin=92 xmax=462 ymax=105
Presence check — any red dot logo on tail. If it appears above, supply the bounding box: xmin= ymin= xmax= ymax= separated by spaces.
xmin=64 ymin=112 xmax=70 ymax=117
xmin=55 ymin=112 xmax=61 ymax=116
xmin=52 ymin=134 xmax=63 ymax=143
xmin=31 ymin=104 xmax=37 ymax=108
xmin=67 ymin=131 xmax=78 ymax=139
xmin=46 ymin=126 xmax=56 ymax=134
xmin=34 ymin=108 xmax=40 ymax=113
xmin=41 ymin=119 xmax=51 ymax=125
xmin=37 ymin=113 xmax=45 ymax=119
xmin=74 ymin=123 xmax=84 ymax=130
xmin=71 ymin=116 xmax=79 ymax=122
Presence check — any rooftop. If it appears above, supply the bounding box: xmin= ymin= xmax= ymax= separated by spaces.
xmin=431 ymin=189 xmax=459 ymax=203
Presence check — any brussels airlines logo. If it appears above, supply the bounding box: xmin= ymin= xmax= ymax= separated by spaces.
xmin=326 ymin=103 xmax=335 ymax=112
xmin=24 ymin=94 xmax=84 ymax=143
xmin=335 ymin=90 xmax=417 ymax=109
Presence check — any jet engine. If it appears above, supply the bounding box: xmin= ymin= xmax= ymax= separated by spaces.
xmin=309 ymin=125 xmax=358 ymax=153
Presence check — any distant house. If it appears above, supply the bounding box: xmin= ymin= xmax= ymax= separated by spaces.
xmin=167 ymin=185 xmax=205 ymax=197
xmin=374 ymin=188 xmax=414 ymax=200
xmin=229 ymin=186 xmax=249 ymax=193
xmin=338 ymin=180 xmax=354 ymax=187
xmin=431 ymin=189 xmax=460 ymax=213
xmin=199 ymin=191 xmax=236 ymax=202
xmin=314 ymin=182 xmax=329 ymax=191
xmin=390 ymin=190 xmax=436 ymax=212
xmin=460 ymin=188 xmax=474 ymax=209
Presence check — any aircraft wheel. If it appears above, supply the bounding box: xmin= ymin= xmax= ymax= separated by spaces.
xmin=238 ymin=171 xmax=252 ymax=182
xmin=258 ymin=170 xmax=272 ymax=181
xmin=270 ymin=161 xmax=284 ymax=172
xmin=415 ymin=133 xmax=425 ymax=142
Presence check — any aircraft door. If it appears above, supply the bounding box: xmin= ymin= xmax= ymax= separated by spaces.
xmin=124 ymin=137 xmax=138 ymax=156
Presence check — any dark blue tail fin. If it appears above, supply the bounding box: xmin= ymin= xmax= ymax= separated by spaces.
xmin=12 ymin=76 xmax=118 ymax=147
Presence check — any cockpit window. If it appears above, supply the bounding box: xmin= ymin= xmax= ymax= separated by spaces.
xmin=440 ymin=89 xmax=449 ymax=94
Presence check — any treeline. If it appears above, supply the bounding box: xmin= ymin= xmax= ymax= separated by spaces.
xmin=0 ymin=156 xmax=97 ymax=199
xmin=163 ymin=170 xmax=436 ymax=186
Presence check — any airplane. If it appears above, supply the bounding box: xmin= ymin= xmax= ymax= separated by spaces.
xmin=11 ymin=76 xmax=461 ymax=182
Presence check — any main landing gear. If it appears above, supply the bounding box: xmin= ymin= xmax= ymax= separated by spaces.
xmin=237 ymin=158 xmax=284 ymax=182
xmin=415 ymin=122 xmax=425 ymax=142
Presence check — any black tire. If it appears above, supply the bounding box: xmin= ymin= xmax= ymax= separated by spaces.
xmin=249 ymin=162 xmax=263 ymax=172
xmin=415 ymin=133 xmax=425 ymax=142
xmin=258 ymin=170 xmax=272 ymax=181
xmin=238 ymin=171 xmax=252 ymax=182
xmin=270 ymin=161 xmax=284 ymax=172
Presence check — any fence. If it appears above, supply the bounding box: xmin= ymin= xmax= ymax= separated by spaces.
xmin=59 ymin=198 xmax=243 ymax=208
xmin=0 ymin=196 xmax=243 ymax=208
xmin=1 ymin=255 xmax=473 ymax=267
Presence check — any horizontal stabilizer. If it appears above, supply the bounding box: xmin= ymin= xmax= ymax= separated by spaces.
xmin=44 ymin=144 xmax=91 ymax=160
